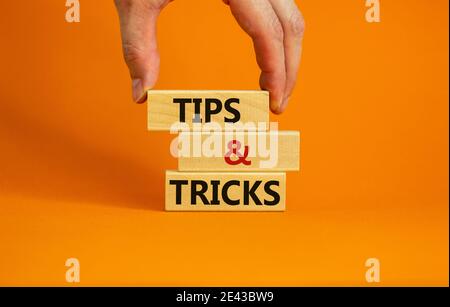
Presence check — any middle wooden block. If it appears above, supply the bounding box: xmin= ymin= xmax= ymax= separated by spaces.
xmin=175 ymin=131 xmax=300 ymax=172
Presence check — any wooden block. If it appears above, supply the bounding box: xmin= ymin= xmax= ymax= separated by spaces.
xmin=147 ymin=90 xmax=269 ymax=131
xmin=176 ymin=131 xmax=300 ymax=172
xmin=165 ymin=171 xmax=286 ymax=211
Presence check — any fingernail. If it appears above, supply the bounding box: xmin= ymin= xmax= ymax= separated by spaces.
xmin=132 ymin=79 xmax=143 ymax=103
xmin=272 ymin=101 xmax=283 ymax=114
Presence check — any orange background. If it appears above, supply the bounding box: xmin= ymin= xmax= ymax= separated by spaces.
xmin=0 ymin=0 xmax=448 ymax=286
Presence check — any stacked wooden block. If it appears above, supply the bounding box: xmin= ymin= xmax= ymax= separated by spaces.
xmin=146 ymin=90 xmax=300 ymax=211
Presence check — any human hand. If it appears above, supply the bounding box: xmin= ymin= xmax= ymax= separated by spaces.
xmin=114 ymin=0 xmax=304 ymax=114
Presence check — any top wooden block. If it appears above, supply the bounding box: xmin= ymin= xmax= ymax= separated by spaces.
xmin=147 ymin=90 xmax=269 ymax=131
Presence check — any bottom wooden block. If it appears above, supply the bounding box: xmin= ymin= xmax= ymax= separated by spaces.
xmin=165 ymin=171 xmax=286 ymax=211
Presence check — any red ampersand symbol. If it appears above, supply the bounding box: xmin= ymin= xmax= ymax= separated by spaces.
xmin=224 ymin=140 xmax=251 ymax=166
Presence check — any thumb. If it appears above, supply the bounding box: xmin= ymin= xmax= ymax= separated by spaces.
xmin=114 ymin=0 xmax=163 ymax=103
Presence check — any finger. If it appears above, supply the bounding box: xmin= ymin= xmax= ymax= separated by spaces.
xmin=269 ymin=0 xmax=305 ymax=112
xmin=226 ymin=0 xmax=286 ymax=114
xmin=114 ymin=0 xmax=164 ymax=103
